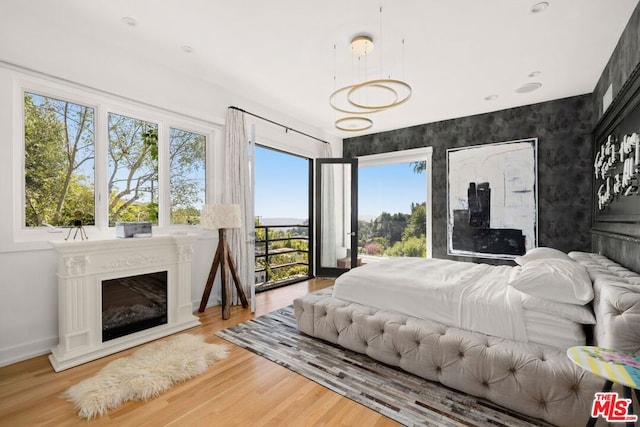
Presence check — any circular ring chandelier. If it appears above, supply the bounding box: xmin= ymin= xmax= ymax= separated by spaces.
xmin=335 ymin=116 xmax=373 ymax=132
xmin=329 ymin=83 xmax=397 ymax=114
xmin=347 ymin=78 xmax=412 ymax=110
xmin=330 ymin=9 xmax=412 ymax=133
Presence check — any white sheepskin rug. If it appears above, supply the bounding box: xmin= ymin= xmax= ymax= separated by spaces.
xmin=63 ymin=334 xmax=229 ymax=419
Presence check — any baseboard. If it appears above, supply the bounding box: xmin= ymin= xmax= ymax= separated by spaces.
xmin=0 ymin=335 xmax=57 ymax=368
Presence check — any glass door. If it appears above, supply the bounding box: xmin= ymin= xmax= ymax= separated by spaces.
xmin=315 ymin=158 xmax=358 ymax=277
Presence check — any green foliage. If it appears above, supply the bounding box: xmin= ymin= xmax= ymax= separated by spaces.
xmin=384 ymin=235 xmax=426 ymax=257
xmin=358 ymin=201 xmax=427 ymax=258
xmin=403 ymin=202 xmax=426 ymax=240
xmin=108 ymin=114 xmax=159 ymax=225
xmin=171 ymin=207 xmax=201 ymax=225
xmin=169 ymin=128 xmax=205 ymax=224
xmin=410 ymin=161 xmax=426 ymax=174
xmin=24 ymin=93 xmax=95 ymax=227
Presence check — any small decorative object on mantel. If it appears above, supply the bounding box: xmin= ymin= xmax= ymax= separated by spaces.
xmin=115 ymin=221 xmax=152 ymax=238
xmin=595 ymin=132 xmax=640 ymax=210
xmin=64 ymin=210 xmax=88 ymax=241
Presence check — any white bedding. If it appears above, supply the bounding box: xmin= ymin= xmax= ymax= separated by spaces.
xmin=332 ymin=257 xmax=591 ymax=348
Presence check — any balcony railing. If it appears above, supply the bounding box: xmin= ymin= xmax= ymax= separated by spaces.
xmin=255 ymin=224 xmax=310 ymax=292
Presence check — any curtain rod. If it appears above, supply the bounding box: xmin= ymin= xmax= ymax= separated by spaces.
xmin=229 ymin=106 xmax=330 ymax=145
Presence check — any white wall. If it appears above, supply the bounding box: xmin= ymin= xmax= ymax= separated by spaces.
xmin=0 ymin=32 xmax=339 ymax=366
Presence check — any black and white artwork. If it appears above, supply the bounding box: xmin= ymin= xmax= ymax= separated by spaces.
xmin=447 ymin=138 xmax=538 ymax=259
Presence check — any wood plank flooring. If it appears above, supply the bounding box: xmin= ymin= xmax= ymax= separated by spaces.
xmin=0 ymin=279 xmax=400 ymax=426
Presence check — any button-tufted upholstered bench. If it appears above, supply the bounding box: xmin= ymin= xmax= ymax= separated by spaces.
xmin=294 ymin=252 xmax=640 ymax=427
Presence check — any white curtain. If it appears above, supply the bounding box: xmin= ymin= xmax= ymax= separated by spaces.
xmin=222 ymin=108 xmax=252 ymax=304
xmin=320 ymin=143 xmax=337 ymax=267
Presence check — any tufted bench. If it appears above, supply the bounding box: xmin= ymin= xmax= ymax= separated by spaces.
xmin=294 ymin=252 xmax=640 ymax=427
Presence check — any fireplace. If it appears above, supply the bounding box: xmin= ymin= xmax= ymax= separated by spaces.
xmin=102 ymin=271 xmax=168 ymax=342
xmin=49 ymin=235 xmax=200 ymax=371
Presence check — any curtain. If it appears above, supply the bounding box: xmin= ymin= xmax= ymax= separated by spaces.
xmin=320 ymin=143 xmax=337 ymax=267
xmin=222 ymin=108 xmax=252 ymax=304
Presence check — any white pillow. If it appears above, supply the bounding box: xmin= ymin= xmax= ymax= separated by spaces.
xmin=508 ymin=259 xmax=594 ymax=304
xmin=519 ymin=293 xmax=596 ymax=324
xmin=514 ymin=247 xmax=573 ymax=266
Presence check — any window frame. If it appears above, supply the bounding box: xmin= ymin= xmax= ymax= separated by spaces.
xmin=9 ymin=74 xmax=219 ymax=251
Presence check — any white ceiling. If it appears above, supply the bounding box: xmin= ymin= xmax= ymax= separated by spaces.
xmin=1 ymin=0 xmax=638 ymax=138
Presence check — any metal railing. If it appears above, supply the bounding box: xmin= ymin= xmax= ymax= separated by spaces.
xmin=254 ymin=224 xmax=310 ymax=292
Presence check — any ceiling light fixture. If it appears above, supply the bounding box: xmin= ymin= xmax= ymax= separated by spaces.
xmin=181 ymin=45 xmax=193 ymax=53
xmin=350 ymin=35 xmax=374 ymax=56
xmin=528 ymin=70 xmax=542 ymax=78
xmin=331 ymin=6 xmax=412 ymax=132
xmin=515 ymin=82 xmax=542 ymax=93
xmin=121 ymin=16 xmax=137 ymax=27
xmin=335 ymin=116 xmax=374 ymax=132
xmin=484 ymin=94 xmax=499 ymax=101
xmin=530 ymin=2 xmax=549 ymax=14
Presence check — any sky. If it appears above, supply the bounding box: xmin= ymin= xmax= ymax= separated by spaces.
xmin=358 ymin=162 xmax=426 ymax=219
xmin=254 ymin=146 xmax=426 ymax=221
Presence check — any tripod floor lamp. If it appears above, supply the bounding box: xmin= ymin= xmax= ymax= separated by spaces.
xmin=198 ymin=204 xmax=248 ymax=319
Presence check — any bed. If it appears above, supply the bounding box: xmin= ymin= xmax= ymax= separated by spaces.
xmin=293 ymin=250 xmax=640 ymax=427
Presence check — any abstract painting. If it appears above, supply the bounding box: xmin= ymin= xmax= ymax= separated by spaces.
xmin=447 ymin=138 xmax=538 ymax=259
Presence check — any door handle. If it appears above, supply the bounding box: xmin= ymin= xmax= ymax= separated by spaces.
xmin=347 ymin=232 xmax=355 ymax=236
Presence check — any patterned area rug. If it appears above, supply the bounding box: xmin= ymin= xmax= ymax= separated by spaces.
xmin=216 ymin=305 xmax=552 ymax=427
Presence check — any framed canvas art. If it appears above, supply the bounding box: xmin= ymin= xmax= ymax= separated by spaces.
xmin=447 ymin=138 xmax=538 ymax=259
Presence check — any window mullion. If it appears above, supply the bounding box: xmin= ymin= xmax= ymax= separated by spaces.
xmin=94 ymin=104 xmax=108 ymax=231
xmin=157 ymin=122 xmax=170 ymax=228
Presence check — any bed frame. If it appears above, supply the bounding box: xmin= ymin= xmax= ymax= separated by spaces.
xmin=293 ymin=252 xmax=640 ymax=427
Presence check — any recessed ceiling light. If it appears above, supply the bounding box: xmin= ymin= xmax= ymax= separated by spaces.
xmin=484 ymin=94 xmax=499 ymax=101
xmin=181 ymin=45 xmax=193 ymax=53
xmin=515 ymin=82 xmax=542 ymax=93
xmin=530 ymin=2 xmax=549 ymax=14
xmin=121 ymin=16 xmax=137 ymax=27
xmin=528 ymin=71 xmax=542 ymax=78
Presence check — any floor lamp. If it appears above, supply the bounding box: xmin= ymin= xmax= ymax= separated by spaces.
xmin=199 ymin=204 xmax=249 ymax=319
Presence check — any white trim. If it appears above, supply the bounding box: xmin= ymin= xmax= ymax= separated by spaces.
xmin=357 ymin=147 xmax=433 ymax=167
xmin=357 ymin=147 xmax=433 ymax=258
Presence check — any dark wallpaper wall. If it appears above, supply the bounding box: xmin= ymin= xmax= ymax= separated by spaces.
xmin=589 ymin=1 xmax=640 ymax=271
xmin=343 ymin=95 xmax=594 ymax=263
xmin=592 ymin=2 xmax=640 ymax=122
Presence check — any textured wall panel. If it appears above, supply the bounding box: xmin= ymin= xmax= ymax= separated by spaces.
xmin=592 ymin=2 xmax=640 ymax=122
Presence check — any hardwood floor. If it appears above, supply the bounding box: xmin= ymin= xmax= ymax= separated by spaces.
xmin=0 ymin=279 xmax=400 ymax=426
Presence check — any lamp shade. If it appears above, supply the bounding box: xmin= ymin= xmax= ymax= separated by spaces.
xmin=201 ymin=204 xmax=242 ymax=230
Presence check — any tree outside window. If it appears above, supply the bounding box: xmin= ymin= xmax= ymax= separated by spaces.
xmin=24 ymin=93 xmax=95 ymax=227
xmin=107 ymin=113 xmax=158 ymax=225
xmin=169 ymin=128 xmax=205 ymax=225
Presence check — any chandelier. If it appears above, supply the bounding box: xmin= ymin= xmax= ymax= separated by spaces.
xmin=330 ymin=7 xmax=412 ymax=132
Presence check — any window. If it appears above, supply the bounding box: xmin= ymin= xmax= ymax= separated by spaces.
xmin=358 ymin=147 xmax=433 ymax=258
xmin=24 ymin=92 xmax=95 ymax=228
xmin=359 ymin=162 xmax=426 ymax=258
xmin=108 ymin=113 xmax=159 ymax=225
xmin=169 ymin=127 xmax=206 ymax=225
xmin=15 ymin=79 xmax=216 ymax=248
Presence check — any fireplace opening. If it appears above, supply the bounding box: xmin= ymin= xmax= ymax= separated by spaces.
xmin=102 ymin=271 xmax=168 ymax=342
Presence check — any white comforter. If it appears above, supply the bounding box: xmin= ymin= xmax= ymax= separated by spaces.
xmin=332 ymin=257 xmax=528 ymax=342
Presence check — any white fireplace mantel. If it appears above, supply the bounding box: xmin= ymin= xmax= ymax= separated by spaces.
xmin=49 ymin=234 xmax=201 ymax=371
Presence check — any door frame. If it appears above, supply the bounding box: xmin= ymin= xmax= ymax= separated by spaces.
xmin=315 ymin=158 xmax=358 ymax=277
